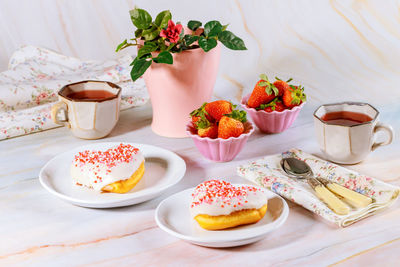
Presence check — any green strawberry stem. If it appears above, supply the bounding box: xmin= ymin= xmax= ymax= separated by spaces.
xmin=258 ymin=73 xmax=279 ymax=96
xmin=225 ymin=110 xmax=247 ymax=123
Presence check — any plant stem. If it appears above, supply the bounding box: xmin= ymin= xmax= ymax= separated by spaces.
xmin=167 ymin=43 xmax=176 ymax=51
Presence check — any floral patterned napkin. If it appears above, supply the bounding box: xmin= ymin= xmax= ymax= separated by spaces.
xmin=237 ymin=149 xmax=399 ymax=227
xmin=0 ymin=45 xmax=149 ymax=140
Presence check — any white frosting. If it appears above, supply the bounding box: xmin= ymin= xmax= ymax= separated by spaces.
xmin=190 ymin=180 xmax=269 ymax=217
xmin=71 ymin=144 xmax=144 ymax=191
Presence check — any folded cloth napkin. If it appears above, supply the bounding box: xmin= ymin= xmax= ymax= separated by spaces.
xmin=0 ymin=45 xmax=149 ymax=140
xmin=237 ymin=148 xmax=399 ymax=227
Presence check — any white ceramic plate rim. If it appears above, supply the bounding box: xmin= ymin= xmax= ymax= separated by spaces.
xmin=39 ymin=142 xmax=186 ymax=207
xmin=155 ymin=185 xmax=289 ymax=243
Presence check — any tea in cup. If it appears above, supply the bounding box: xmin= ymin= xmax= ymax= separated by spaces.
xmin=313 ymin=102 xmax=394 ymax=164
xmin=51 ymin=80 xmax=121 ymax=139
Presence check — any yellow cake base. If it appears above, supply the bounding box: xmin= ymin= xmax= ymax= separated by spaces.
xmin=101 ymin=162 xmax=145 ymax=194
xmin=194 ymin=203 xmax=268 ymax=230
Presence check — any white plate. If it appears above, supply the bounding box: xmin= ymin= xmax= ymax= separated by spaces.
xmin=155 ymin=185 xmax=289 ymax=248
xmin=39 ymin=142 xmax=186 ymax=208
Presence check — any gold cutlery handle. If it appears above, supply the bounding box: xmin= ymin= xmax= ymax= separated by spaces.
xmin=309 ymin=178 xmax=350 ymax=215
xmin=325 ymin=183 xmax=372 ymax=208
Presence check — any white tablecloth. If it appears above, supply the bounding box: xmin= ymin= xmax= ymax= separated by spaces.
xmin=0 ymin=45 xmax=148 ymax=140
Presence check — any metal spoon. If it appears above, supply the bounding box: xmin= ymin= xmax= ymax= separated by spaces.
xmin=280 ymin=157 xmax=350 ymax=215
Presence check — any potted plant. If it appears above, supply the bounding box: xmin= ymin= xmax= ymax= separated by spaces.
xmin=117 ymin=8 xmax=247 ymax=137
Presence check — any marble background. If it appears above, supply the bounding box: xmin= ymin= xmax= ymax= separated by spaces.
xmin=1 ymin=1 xmax=400 ymax=265
xmin=1 ymin=0 xmax=400 ymax=108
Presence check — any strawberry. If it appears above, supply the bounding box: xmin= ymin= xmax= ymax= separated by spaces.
xmin=191 ymin=115 xmax=201 ymax=127
xmin=263 ymin=106 xmax=274 ymax=112
xmin=198 ymin=124 xmax=218 ymax=138
xmin=190 ymin=103 xmax=213 ymax=125
xmin=204 ymin=100 xmax=233 ymax=121
xmin=283 ymin=85 xmax=306 ymax=108
xmin=273 ymin=77 xmax=292 ymax=96
xmin=192 ymin=111 xmax=217 ymax=138
xmin=275 ymin=101 xmax=286 ymax=112
xmin=257 ymin=98 xmax=286 ymax=112
xmin=247 ymin=74 xmax=279 ymax=108
xmin=218 ymin=110 xmax=247 ymax=139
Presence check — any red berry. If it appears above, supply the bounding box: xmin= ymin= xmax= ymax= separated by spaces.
xmin=198 ymin=124 xmax=218 ymax=139
xmin=247 ymin=74 xmax=279 ymax=108
xmin=283 ymin=85 xmax=306 ymax=108
xmin=204 ymin=100 xmax=233 ymax=121
xmin=218 ymin=116 xmax=244 ymax=139
xmin=273 ymin=80 xmax=290 ymax=96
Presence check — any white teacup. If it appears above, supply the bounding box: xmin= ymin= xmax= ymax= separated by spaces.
xmin=51 ymin=80 xmax=121 ymax=139
xmin=313 ymin=102 xmax=394 ymax=164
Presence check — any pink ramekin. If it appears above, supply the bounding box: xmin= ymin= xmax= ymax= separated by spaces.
xmin=241 ymin=94 xmax=305 ymax=134
xmin=186 ymin=121 xmax=254 ymax=162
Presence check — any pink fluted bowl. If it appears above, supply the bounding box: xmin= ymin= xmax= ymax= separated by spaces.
xmin=186 ymin=121 xmax=254 ymax=162
xmin=241 ymin=94 xmax=305 ymax=134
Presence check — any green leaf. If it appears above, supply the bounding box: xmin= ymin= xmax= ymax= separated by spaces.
xmin=258 ymin=73 xmax=279 ymax=95
xmin=130 ymin=58 xmax=152 ymax=81
xmin=222 ymin=24 xmax=229 ymax=31
xmin=179 ymin=24 xmax=185 ymax=38
xmin=196 ymin=117 xmax=211 ymax=129
xmin=257 ymin=98 xmax=279 ymax=110
xmin=156 ymin=38 xmax=167 ymax=50
xmin=130 ymin=53 xmax=151 ymax=66
xmin=302 ymin=92 xmax=307 ymax=102
xmin=116 ymin=39 xmax=127 ymax=52
xmin=130 ymin=58 xmax=136 ymax=66
xmin=271 ymin=85 xmax=279 ymax=95
xmin=143 ymin=41 xmax=158 ymax=48
xmin=129 ymin=8 xmax=152 ymax=29
xmin=183 ymin=35 xmax=199 ymax=45
xmin=190 ymin=102 xmax=207 ymax=117
xmin=204 ymin=20 xmax=223 ymax=37
xmin=187 ymin=20 xmax=202 ymax=31
xmin=218 ymin=31 xmax=247 ymax=50
xmin=154 ymin=51 xmax=173 ymax=64
xmin=142 ymin=26 xmax=160 ymax=41
xmin=135 ymin=29 xmax=143 ymax=38
xmin=264 ymin=84 xmax=279 ymax=96
xmin=137 ymin=43 xmax=158 ymax=58
xmin=198 ymin=37 xmax=217 ymax=52
xmin=225 ymin=110 xmax=247 ymax=123
xmin=154 ymin=10 xmax=171 ymax=28
xmin=259 ymin=74 xmax=268 ymax=81
xmin=190 ymin=103 xmax=212 ymax=129
xmin=275 ymin=76 xmax=293 ymax=83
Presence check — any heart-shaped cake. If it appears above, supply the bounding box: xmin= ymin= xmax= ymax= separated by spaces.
xmin=71 ymin=143 xmax=145 ymax=193
xmin=190 ymin=179 xmax=269 ymax=230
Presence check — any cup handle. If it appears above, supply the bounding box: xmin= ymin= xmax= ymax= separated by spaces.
xmin=51 ymin=101 xmax=70 ymax=128
xmin=372 ymin=122 xmax=394 ymax=151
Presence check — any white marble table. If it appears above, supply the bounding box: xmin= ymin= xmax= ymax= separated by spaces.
xmin=1 ymin=1 xmax=400 ymax=265
xmin=1 ymin=99 xmax=399 ymax=266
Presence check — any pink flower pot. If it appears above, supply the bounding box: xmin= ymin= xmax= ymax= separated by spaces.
xmin=143 ymin=44 xmax=221 ymax=138
xmin=241 ymin=94 xmax=305 ymax=133
xmin=186 ymin=121 xmax=254 ymax=162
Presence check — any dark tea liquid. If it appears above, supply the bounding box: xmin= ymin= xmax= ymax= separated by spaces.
xmin=67 ymin=90 xmax=115 ymax=100
xmin=321 ymin=111 xmax=373 ymax=126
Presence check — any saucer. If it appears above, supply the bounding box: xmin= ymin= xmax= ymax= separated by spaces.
xmin=155 ymin=185 xmax=289 ymax=247
xmin=39 ymin=142 xmax=186 ymax=208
